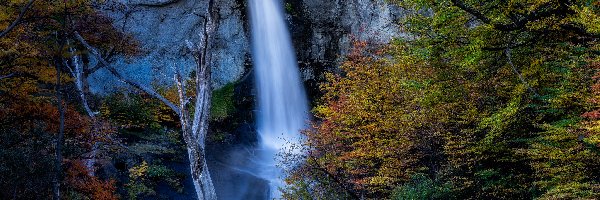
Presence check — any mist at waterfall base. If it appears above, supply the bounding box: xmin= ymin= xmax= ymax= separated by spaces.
xmin=249 ymin=0 xmax=309 ymax=198
xmin=209 ymin=0 xmax=308 ymax=199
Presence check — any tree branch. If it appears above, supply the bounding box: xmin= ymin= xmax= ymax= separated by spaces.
xmin=84 ymin=47 xmax=116 ymax=77
xmin=65 ymin=46 xmax=96 ymax=118
xmin=505 ymin=48 xmax=539 ymax=96
xmin=0 ymin=0 xmax=36 ymax=38
xmin=450 ymin=0 xmax=570 ymax=32
xmin=74 ymin=32 xmax=181 ymax=116
xmin=0 ymin=73 xmax=16 ymax=80
xmin=450 ymin=0 xmax=492 ymax=24
xmin=191 ymin=0 xmax=216 ymax=139
xmin=84 ymin=63 xmax=103 ymax=76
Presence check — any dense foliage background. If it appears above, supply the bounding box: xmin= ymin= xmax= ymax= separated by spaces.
xmin=0 ymin=0 xmax=188 ymax=199
xmin=1 ymin=0 xmax=599 ymax=199
xmin=285 ymin=0 xmax=600 ymax=199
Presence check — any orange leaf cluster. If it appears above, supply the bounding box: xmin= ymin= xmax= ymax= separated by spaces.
xmin=64 ymin=160 xmax=118 ymax=200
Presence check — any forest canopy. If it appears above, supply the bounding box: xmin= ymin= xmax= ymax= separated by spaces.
xmin=1 ymin=0 xmax=138 ymax=199
xmin=1 ymin=0 xmax=600 ymax=199
xmin=284 ymin=0 xmax=600 ymax=199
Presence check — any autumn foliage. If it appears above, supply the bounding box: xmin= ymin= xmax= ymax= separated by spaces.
xmin=0 ymin=0 xmax=136 ymax=199
xmin=64 ymin=160 xmax=118 ymax=200
xmin=286 ymin=0 xmax=600 ymax=199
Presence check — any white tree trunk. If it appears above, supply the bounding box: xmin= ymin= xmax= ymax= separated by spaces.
xmin=190 ymin=51 xmax=216 ymax=200
xmin=68 ymin=49 xmax=95 ymax=118
xmin=66 ymin=46 xmax=98 ymax=175
xmin=175 ymin=66 xmax=216 ymax=200
xmin=74 ymin=0 xmax=218 ymax=194
xmin=185 ymin=0 xmax=217 ymax=198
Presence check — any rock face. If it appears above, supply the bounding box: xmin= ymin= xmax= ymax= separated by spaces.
xmin=287 ymin=0 xmax=404 ymax=98
xmin=290 ymin=0 xmax=403 ymax=64
xmin=90 ymin=0 xmax=248 ymax=93
xmin=90 ymin=0 xmax=401 ymax=93
xmin=91 ymin=0 xmax=402 ymax=198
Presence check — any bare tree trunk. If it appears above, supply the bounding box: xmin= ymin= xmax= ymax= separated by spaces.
xmin=176 ymin=44 xmax=215 ymax=199
xmin=65 ymin=47 xmax=95 ymax=118
xmin=65 ymin=46 xmax=100 ymax=175
xmin=186 ymin=1 xmax=217 ymax=198
xmin=52 ymin=60 xmax=65 ymax=200
xmin=174 ymin=65 xmax=215 ymax=199
xmin=74 ymin=0 xmax=218 ymax=194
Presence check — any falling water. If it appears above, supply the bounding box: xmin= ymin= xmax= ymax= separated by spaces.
xmin=249 ymin=0 xmax=309 ymax=198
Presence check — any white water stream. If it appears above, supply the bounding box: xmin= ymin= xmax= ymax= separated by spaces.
xmin=249 ymin=0 xmax=309 ymax=198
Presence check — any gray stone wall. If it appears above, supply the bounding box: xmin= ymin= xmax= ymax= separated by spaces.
xmin=89 ymin=0 xmax=402 ymax=93
xmin=90 ymin=0 xmax=249 ymax=93
xmin=291 ymin=0 xmax=403 ymax=63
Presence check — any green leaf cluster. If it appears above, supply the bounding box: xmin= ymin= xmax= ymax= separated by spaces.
xmin=287 ymin=0 xmax=600 ymax=199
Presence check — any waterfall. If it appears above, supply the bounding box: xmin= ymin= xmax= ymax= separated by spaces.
xmin=249 ymin=0 xmax=309 ymax=198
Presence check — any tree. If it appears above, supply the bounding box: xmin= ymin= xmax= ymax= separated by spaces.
xmin=0 ymin=0 xmax=35 ymax=38
xmin=0 ymin=0 xmax=135 ymax=198
xmin=394 ymin=0 xmax=600 ymax=198
xmin=285 ymin=41 xmax=448 ymax=198
xmin=287 ymin=0 xmax=600 ymax=199
xmin=73 ymin=0 xmax=219 ymax=198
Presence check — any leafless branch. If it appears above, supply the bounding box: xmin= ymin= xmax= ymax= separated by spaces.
xmin=0 ymin=0 xmax=36 ymax=38
xmin=450 ymin=0 xmax=569 ymax=32
xmin=74 ymin=31 xmax=181 ymax=116
xmin=191 ymin=0 xmax=216 ymax=142
xmin=0 ymin=73 xmax=16 ymax=80
xmin=505 ymin=48 xmax=539 ymax=96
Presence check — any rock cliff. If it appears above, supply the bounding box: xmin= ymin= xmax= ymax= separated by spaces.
xmin=90 ymin=1 xmax=403 ymax=199
xmin=90 ymin=0 xmax=401 ymax=92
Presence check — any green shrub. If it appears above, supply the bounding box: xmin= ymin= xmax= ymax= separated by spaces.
xmin=392 ymin=174 xmax=453 ymax=200
xmin=126 ymin=181 xmax=154 ymax=200
xmin=147 ymin=164 xmax=183 ymax=193
xmin=126 ymin=162 xmax=155 ymax=199
xmin=285 ymin=3 xmax=294 ymax=13
xmin=100 ymin=93 xmax=159 ymax=129
xmin=210 ymin=83 xmax=235 ymax=121
xmin=126 ymin=161 xmax=184 ymax=198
